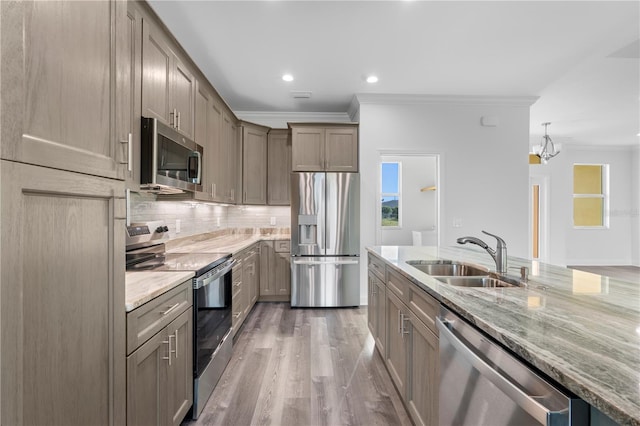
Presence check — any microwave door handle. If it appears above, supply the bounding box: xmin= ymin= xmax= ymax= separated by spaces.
xmin=195 ymin=151 xmax=202 ymax=184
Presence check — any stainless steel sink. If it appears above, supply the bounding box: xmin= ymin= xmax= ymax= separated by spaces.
xmin=406 ymin=260 xmax=489 ymax=276
xmin=435 ymin=275 xmax=525 ymax=288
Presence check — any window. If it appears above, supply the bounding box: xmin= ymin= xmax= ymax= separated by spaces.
xmin=573 ymin=164 xmax=609 ymax=228
xmin=381 ymin=162 xmax=401 ymax=227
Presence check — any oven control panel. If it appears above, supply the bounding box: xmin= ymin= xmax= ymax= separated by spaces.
xmin=126 ymin=221 xmax=169 ymax=248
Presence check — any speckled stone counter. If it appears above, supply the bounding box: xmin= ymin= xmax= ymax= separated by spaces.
xmin=125 ymin=271 xmax=195 ymax=312
xmin=367 ymin=245 xmax=640 ymax=426
xmin=166 ymin=228 xmax=290 ymax=255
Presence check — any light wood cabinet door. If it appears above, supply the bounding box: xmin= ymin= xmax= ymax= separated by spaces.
xmin=325 ymin=127 xmax=358 ymax=172
xmin=386 ymin=290 xmax=408 ymax=398
xmin=1 ymin=1 xmax=125 ymax=180
xmin=127 ymin=328 xmax=168 ymax=426
xmin=117 ymin=1 xmax=143 ymax=189
xmin=220 ymin=110 xmax=235 ymax=202
xmin=142 ymin=17 xmax=173 ymax=126
xmin=368 ymin=270 xmax=386 ymax=357
xmin=267 ymin=130 xmax=292 ymax=205
xmin=1 ymin=160 xmax=126 ymax=426
xmin=407 ymin=314 xmax=439 ymax=426
xmin=242 ymin=125 xmax=268 ymax=205
xmin=172 ymin=56 xmax=196 ymax=139
xmin=260 ymin=241 xmax=276 ymax=296
xmin=245 ymin=249 xmax=259 ymax=311
xmin=167 ymin=308 xmax=194 ymax=426
xmin=291 ymin=127 xmax=325 ymax=171
xmin=275 ymin=252 xmax=291 ymax=296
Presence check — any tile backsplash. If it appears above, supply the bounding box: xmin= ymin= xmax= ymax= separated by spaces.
xmin=130 ymin=192 xmax=291 ymax=239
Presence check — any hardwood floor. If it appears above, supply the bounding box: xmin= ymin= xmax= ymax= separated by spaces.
xmin=569 ymin=265 xmax=640 ymax=283
xmin=185 ymin=303 xmax=411 ymax=426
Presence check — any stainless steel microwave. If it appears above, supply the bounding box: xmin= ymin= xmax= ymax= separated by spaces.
xmin=140 ymin=117 xmax=203 ymax=193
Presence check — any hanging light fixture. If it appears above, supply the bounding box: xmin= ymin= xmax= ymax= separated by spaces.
xmin=534 ymin=122 xmax=560 ymax=164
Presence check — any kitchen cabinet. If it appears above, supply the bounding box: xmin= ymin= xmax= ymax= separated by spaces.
xmin=194 ymin=80 xmax=214 ymax=201
xmin=117 ymin=1 xmax=143 ymax=190
xmin=289 ymin=123 xmax=359 ymax=172
xmin=0 ymin=160 xmax=126 ymax=425
xmin=267 ymin=129 xmax=292 ymax=205
xmin=220 ymin=110 xmax=240 ymax=204
xmin=232 ymin=243 xmax=261 ymax=337
xmin=259 ymin=240 xmax=291 ymax=302
xmin=127 ymin=284 xmax=193 ymax=426
xmin=368 ymin=270 xmax=386 ymax=356
xmin=367 ymin=254 xmax=439 ymax=426
xmin=242 ymin=123 xmax=269 ymax=205
xmin=142 ymin=16 xmax=195 ymax=138
xmin=1 ymin=0 xmax=127 ymax=180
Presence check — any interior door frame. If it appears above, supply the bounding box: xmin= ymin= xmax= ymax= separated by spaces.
xmin=529 ymin=175 xmax=550 ymax=262
xmin=376 ymin=150 xmax=442 ymax=246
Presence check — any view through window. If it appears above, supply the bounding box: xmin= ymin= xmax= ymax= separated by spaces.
xmin=381 ymin=162 xmax=400 ymax=227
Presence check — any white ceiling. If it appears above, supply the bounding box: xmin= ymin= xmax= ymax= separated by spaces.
xmin=148 ymin=1 xmax=640 ymax=146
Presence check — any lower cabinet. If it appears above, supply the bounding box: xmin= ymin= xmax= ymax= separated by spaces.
xmin=368 ymin=270 xmax=387 ymax=358
xmin=232 ymin=242 xmax=260 ymax=337
xmin=126 ymin=281 xmax=193 ymax=426
xmin=259 ymin=240 xmax=291 ymax=302
xmin=367 ymin=253 xmax=440 ymax=426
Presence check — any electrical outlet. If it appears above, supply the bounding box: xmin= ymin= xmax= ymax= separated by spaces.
xmin=270 ymin=216 xmax=276 ymax=226
xmin=175 ymin=219 xmax=181 ymax=234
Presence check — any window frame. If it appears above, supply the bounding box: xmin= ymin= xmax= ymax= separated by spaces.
xmin=380 ymin=161 xmax=402 ymax=229
xmin=572 ymin=163 xmax=610 ymax=229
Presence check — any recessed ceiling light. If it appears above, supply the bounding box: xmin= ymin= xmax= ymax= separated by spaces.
xmin=282 ymin=74 xmax=294 ymax=82
xmin=366 ymin=75 xmax=379 ymax=84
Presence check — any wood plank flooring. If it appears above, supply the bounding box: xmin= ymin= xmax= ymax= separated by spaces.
xmin=184 ymin=303 xmax=411 ymax=426
xmin=569 ymin=265 xmax=640 ymax=283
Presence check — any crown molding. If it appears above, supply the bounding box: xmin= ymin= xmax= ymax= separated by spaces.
xmin=234 ymin=111 xmax=352 ymax=129
xmin=347 ymin=95 xmax=360 ymax=120
xmin=355 ymin=93 xmax=539 ymax=107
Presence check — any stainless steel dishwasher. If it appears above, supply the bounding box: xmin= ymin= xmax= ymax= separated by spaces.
xmin=437 ymin=306 xmax=588 ymax=426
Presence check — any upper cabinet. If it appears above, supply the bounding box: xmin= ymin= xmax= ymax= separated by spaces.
xmin=289 ymin=123 xmax=359 ymax=172
xmin=242 ymin=123 xmax=269 ymax=205
xmin=0 ymin=0 xmax=128 ymax=180
xmin=142 ymin=17 xmax=195 ymax=139
xmin=267 ymin=129 xmax=292 ymax=205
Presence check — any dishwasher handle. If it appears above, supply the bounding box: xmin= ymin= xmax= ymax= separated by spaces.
xmin=437 ymin=317 xmax=565 ymax=426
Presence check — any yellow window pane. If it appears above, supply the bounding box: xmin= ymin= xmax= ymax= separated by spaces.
xmin=529 ymin=154 xmax=541 ymax=164
xmin=574 ymin=165 xmax=602 ymax=194
xmin=574 ymin=197 xmax=603 ymax=226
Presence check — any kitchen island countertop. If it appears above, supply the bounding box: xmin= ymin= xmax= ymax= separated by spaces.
xmin=367 ymin=245 xmax=640 ymax=426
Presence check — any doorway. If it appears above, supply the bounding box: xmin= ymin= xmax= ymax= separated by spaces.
xmin=377 ymin=153 xmax=440 ymax=246
xmin=530 ymin=176 xmax=549 ymax=261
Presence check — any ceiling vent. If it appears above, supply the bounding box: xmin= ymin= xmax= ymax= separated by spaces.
xmin=290 ymin=91 xmax=312 ymax=99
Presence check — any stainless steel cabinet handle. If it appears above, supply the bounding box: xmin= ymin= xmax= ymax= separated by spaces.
xmin=171 ymin=108 xmax=177 ymax=128
xmin=127 ymin=133 xmax=132 ymax=172
xmin=177 ymin=111 xmax=181 ymax=130
xmin=402 ymin=313 xmax=410 ymax=336
xmin=174 ymin=329 xmax=178 ymax=359
xmin=162 ymin=335 xmax=173 ymax=366
xmin=398 ymin=310 xmax=402 ymax=334
xmin=161 ymin=302 xmax=180 ymax=316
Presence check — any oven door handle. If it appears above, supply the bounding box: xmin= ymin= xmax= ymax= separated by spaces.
xmin=193 ymin=259 xmax=235 ymax=290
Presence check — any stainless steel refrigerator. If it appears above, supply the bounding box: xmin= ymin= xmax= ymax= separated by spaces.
xmin=290 ymin=172 xmax=360 ymax=307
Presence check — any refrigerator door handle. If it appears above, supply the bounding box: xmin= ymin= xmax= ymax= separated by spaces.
xmin=292 ymin=258 xmax=360 ymax=266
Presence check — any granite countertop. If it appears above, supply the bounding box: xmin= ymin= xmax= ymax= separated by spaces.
xmin=125 ymin=229 xmax=290 ymax=312
xmin=166 ymin=229 xmax=290 ymax=255
xmin=367 ymin=245 xmax=640 ymax=426
xmin=125 ymin=270 xmax=195 ymax=312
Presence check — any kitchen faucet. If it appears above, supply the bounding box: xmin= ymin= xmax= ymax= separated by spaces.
xmin=457 ymin=230 xmax=507 ymax=274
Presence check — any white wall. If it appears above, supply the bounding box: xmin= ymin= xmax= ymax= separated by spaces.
xmin=631 ymin=145 xmax=640 ymax=266
xmin=530 ymin=144 xmax=636 ymax=266
xmin=357 ymin=94 xmax=534 ymax=303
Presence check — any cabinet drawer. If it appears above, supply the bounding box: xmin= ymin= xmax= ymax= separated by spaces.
xmin=386 ymin=267 xmax=409 ymax=304
xmin=127 ymin=280 xmax=192 ymax=355
xmin=275 ymin=240 xmax=290 ymax=253
xmin=408 ymin=285 xmax=439 ymax=335
xmin=368 ymin=253 xmax=386 ymax=281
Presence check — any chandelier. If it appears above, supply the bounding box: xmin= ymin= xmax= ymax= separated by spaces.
xmin=534 ymin=122 xmax=560 ymax=164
